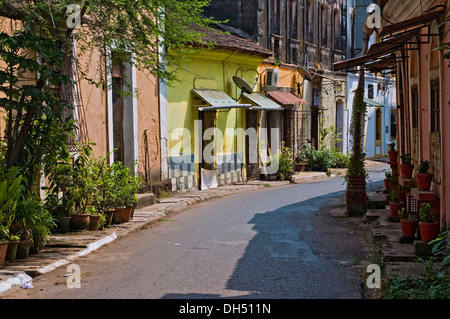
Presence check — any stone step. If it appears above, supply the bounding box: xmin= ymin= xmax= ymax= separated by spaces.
xmin=135 ymin=193 xmax=156 ymax=209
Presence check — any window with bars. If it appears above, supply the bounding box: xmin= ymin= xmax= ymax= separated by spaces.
xmin=320 ymin=4 xmax=329 ymax=47
xmin=368 ymin=84 xmax=374 ymax=99
xmin=430 ymin=80 xmax=440 ymax=132
xmin=390 ymin=111 xmax=397 ymax=140
xmin=306 ymin=0 xmax=314 ymax=43
xmin=411 ymin=86 xmax=419 ymax=128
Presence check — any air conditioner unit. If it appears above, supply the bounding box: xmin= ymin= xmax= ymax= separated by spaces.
xmin=265 ymin=68 xmax=279 ymax=88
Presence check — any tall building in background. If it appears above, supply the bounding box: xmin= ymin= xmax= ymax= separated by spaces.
xmin=203 ymin=0 xmax=349 ymax=156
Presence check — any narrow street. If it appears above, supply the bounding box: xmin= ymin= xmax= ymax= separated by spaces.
xmin=1 ymin=164 xmax=386 ymax=299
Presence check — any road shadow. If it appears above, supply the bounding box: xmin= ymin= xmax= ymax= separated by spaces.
xmin=162 ymin=178 xmax=384 ymax=299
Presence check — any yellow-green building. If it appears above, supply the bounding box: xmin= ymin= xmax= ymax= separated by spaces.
xmin=165 ymin=25 xmax=278 ymax=193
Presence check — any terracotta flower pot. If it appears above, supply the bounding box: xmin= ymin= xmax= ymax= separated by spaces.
xmin=397 ymin=190 xmax=405 ymax=203
xmin=114 ymin=207 xmax=132 ymax=223
xmin=401 ymin=219 xmax=418 ymax=238
xmin=103 ymin=210 xmax=115 ymax=226
xmin=56 ymin=216 xmax=71 ymax=233
xmin=16 ymin=239 xmax=33 ymax=259
xmin=388 ymin=150 xmax=398 ymax=163
xmin=400 ymin=164 xmax=413 ymax=179
xmin=0 ymin=241 xmax=9 ymax=268
xmin=384 ymin=179 xmax=391 ymax=192
xmin=71 ymin=214 xmax=90 ymax=231
xmin=416 ymin=173 xmax=433 ymax=191
xmin=419 ymin=222 xmax=440 ymax=242
xmin=88 ymin=214 xmax=101 ymax=231
xmin=5 ymin=241 xmax=19 ymax=263
xmin=390 ymin=202 xmax=404 ymax=218
xmin=112 ymin=209 xmax=124 ymax=224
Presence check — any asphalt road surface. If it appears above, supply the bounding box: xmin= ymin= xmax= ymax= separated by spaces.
xmin=1 ymin=163 xmax=387 ymax=299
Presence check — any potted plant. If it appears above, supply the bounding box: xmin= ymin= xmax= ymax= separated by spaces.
xmin=0 ymin=224 xmax=9 ymax=268
xmin=9 ymin=196 xmax=54 ymax=259
xmin=396 ymin=184 xmax=405 ymax=203
xmin=389 ymin=190 xmax=403 ymax=218
xmin=46 ymin=144 xmax=99 ymax=231
xmin=273 ymin=142 xmax=294 ymax=181
xmin=416 ymin=160 xmax=433 ymax=191
xmin=388 ymin=142 xmax=397 ymax=163
xmin=400 ymin=153 xmax=413 ymax=179
xmin=91 ymin=156 xmax=116 ymax=226
xmin=0 ymin=172 xmax=22 ymax=266
xmin=419 ymin=202 xmax=440 ymax=242
xmin=398 ymin=207 xmax=418 ymax=239
xmin=24 ymin=198 xmax=56 ymax=255
xmin=110 ymin=161 xmax=140 ymax=223
xmin=295 ymin=146 xmax=309 ymax=172
xmin=86 ymin=206 xmax=103 ymax=231
xmin=384 ymin=170 xmax=392 ymax=192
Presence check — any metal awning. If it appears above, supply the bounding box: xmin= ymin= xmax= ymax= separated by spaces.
xmin=266 ymin=91 xmax=309 ymax=106
xmin=192 ymin=89 xmax=252 ymax=111
xmin=334 ymin=30 xmax=417 ymax=71
xmin=334 ymin=6 xmax=445 ymax=73
xmin=377 ymin=6 xmax=446 ymax=39
xmin=242 ymin=92 xmax=284 ymax=111
xmin=364 ymin=98 xmax=384 ymax=107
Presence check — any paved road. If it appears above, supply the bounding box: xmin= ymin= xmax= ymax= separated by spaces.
xmin=1 ymin=163 xmax=387 ymax=299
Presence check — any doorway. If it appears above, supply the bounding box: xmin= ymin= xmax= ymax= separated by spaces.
xmin=375 ymin=107 xmax=382 ymax=157
xmin=336 ymin=101 xmax=344 ymax=152
xmin=246 ymin=111 xmax=259 ymax=180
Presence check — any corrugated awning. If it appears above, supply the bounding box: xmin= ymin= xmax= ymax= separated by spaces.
xmin=242 ymin=92 xmax=284 ymax=111
xmin=192 ymin=89 xmax=252 ymax=111
xmin=334 ymin=7 xmax=445 ymax=73
xmin=334 ymin=30 xmax=417 ymax=71
xmin=266 ymin=91 xmax=309 ymax=106
xmin=364 ymin=98 xmax=384 ymax=107
xmin=377 ymin=6 xmax=446 ymax=39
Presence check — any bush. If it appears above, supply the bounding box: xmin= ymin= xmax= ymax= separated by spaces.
xmin=273 ymin=142 xmax=294 ymax=181
xmin=297 ymin=146 xmax=349 ymax=172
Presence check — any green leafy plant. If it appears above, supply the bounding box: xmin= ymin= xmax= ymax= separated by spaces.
xmin=430 ymin=231 xmax=450 ymax=270
xmin=384 ymin=230 xmax=450 ymax=299
xmin=398 ymin=207 xmax=406 ymax=219
xmin=14 ymin=197 xmax=56 ymax=249
xmin=298 ymin=145 xmax=349 ymax=172
xmin=419 ymin=203 xmax=434 ymax=223
xmin=417 ymin=160 xmax=431 ymax=174
xmin=400 ymin=153 xmax=412 ymax=165
xmin=45 ymin=143 xmax=100 ymax=216
xmin=273 ymin=142 xmax=294 ymax=181
xmin=384 ymin=170 xmax=392 ymax=179
xmin=346 ymin=87 xmax=367 ymax=188
xmin=388 ymin=142 xmax=396 ymax=152
xmin=390 ymin=190 xmax=399 ymax=203
xmin=408 ymin=178 xmax=417 ymax=189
